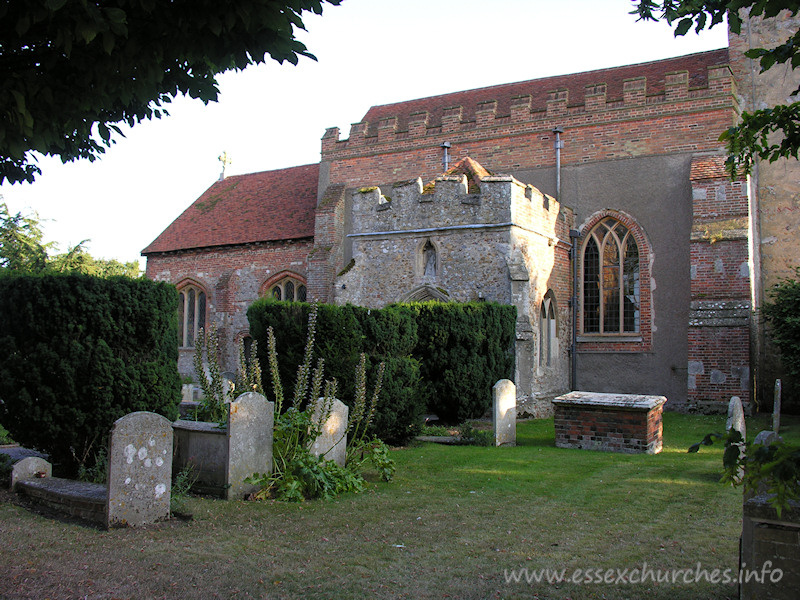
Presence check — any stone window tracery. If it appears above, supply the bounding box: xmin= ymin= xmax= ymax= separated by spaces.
xmin=178 ymin=283 xmax=206 ymax=347
xmin=582 ymin=217 xmax=640 ymax=335
xmin=267 ymin=276 xmax=307 ymax=302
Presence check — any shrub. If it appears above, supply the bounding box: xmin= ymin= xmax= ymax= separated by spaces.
xmin=247 ymin=300 xmax=516 ymax=439
xmin=248 ymin=299 xmax=423 ymax=445
xmin=762 ymin=268 xmax=800 ymax=380
xmin=0 ymin=274 xmax=181 ymax=476
xmin=409 ymin=302 xmax=516 ymax=423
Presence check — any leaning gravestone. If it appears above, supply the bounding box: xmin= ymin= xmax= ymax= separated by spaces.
xmin=310 ymin=397 xmax=348 ymax=467
xmin=226 ymin=392 xmax=274 ymax=500
xmin=106 ymin=411 xmax=173 ymax=528
xmin=726 ymin=396 xmax=746 ymax=441
xmin=493 ymin=379 xmax=516 ymax=447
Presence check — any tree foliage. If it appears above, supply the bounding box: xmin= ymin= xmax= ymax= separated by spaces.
xmin=762 ymin=268 xmax=800 ymax=380
xmin=632 ymin=1 xmax=800 ymax=174
xmin=0 ymin=201 xmax=49 ymax=273
xmin=0 ymin=0 xmax=342 ymax=184
xmin=0 ymin=201 xmax=139 ymax=277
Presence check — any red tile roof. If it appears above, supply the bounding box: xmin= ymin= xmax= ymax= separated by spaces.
xmin=424 ymin=157 xmax=493 ymax=193
xmin=361 ymin=49 xmax=729 ymax=135
xmin=142 ymin=164 xmax=319 ymax=254
xmin=690 ymin=154 xmax=729 ymax=180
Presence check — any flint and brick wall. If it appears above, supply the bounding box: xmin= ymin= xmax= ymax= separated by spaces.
xmin=688 ymin=155 xmax=751 ymax=409
xmin=145 ymin=239 xmax=312 ymax=375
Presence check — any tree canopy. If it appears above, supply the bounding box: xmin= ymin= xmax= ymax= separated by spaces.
xmin=633 ymin=1 xmax=800 ymax=174
xmin=0 ymin=201 xmax=139 ymax=277
xmin=0 ymin=0 xmax=341 ymax=184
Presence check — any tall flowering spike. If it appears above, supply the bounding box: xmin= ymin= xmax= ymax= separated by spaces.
xmin=267 ymin=326 xmax=284 ymax=414
xmin=365 ymin=361 xmax=386 ymax=429
xmin=293 ymin=303 xmax=319 ymax=408
xmin=309 ymin=357 xmax=325 ymax=406
xmin=348 ymin=353 xmax=368 ymax=433
xmin=250 ymin=339 xmax=263 ymax=395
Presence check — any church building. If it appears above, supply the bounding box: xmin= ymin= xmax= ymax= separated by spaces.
xmin=143 ymin=13 xmax=800 ymax=415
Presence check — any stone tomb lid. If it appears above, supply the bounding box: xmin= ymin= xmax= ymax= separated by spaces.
xmin=17 ymin=477 xmax=107 ymax=503
xmin=172 ymin=419 xmax=226 ymax=433
xmin=553 ymin=391 xmax=667 ymax=411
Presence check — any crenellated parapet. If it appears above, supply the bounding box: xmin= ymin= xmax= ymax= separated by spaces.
xmin=348 ymin=172 xmax=566 ymax=246
xmin=321 ymin=60 xmax=735 ymax=160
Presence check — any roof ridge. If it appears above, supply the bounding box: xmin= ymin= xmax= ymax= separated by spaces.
xmin=365 ymin=48 xmax=728 ymax=114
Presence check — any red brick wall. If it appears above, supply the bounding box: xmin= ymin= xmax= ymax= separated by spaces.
xmin=688 ymin=327 xmax=749 ymax=402
xmin=322 ymin=65 xmax=736 ymax=189
xmin=554 ymin=405 xmax=664 ymax=454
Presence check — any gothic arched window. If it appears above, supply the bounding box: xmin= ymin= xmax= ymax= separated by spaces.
xmin=178 ymin=283 xmax=207 ymax=347
xmin=539 ymin=294 xmax=557 ymax=367
xmin=267 ymin=276 xmax=307 ymax=302
xmin=582 ymin=217 xmax=640 ymax=335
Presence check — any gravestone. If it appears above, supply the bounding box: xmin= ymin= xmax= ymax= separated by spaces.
xmin=754 ymin=430 xmax=782 ymax=446
xmin=106 ymin=411 xmax=173 ymax=528
xmin=726 ymin=396 xmax=746 ymax=441
xmin=10 ymin=456 xmax=51 ymax=491
xmin=493 ymin=379 xmax=516 ymax=447
xmin=181 ymin=384 xmax=194 ymax=404
xmin=310 ymin=397 xmax=348 ymax=467
xmin=725 ymin=396 xmax=746 ymax=483
xmin=226 ymin=392 xmax=274 ymax=499
xmin=773 ymin=379 xmax=782 ymax=433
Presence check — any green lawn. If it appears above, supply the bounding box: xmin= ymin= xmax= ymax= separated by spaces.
xmin=1 ymin=412 xmax=796 ymax=600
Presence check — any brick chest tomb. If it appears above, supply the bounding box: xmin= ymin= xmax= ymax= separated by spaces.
xmin=553 ymin=392 xmax=667 ymax=454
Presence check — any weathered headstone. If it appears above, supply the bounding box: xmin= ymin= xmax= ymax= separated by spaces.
xmin=493 ymin=379 xmax=516 ymax=447
xmin=726 ymin=396 xmax=746 ymax=442
xmin=310 ymin=397 xmax=349 ymax=467
xmin=226 ymin=392 xmax=274 ymax=499
xmin=754 ymin=430 xmax=782 ymax=447
xmin=106 ymin=411 xmax=173 ymax=528
xmin=10 ymin=456 xmax=51 ymax=491
xmin=773 ymin=379 xmax=782 ymax=434
xmin=181 ymin=384 xmax=194 ymax=404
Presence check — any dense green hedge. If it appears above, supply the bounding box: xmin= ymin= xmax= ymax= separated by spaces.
xmin=247 ymin=300 xmax=515 ymax=442
xmin=408 ymin=302 xmax=516 ymax=423
xmin=0 ymin=274 xmax=181 ymax=476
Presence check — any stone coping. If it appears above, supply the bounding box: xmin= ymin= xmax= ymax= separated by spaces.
xmin=173 ymin=419 xmax=226 ymax=433
xmin=17 ymin=477 xmax=107 ymax=504
xmin=744 ymin=492 xmax=800 ymax=522
xmin=553 ymin=391 xmax=667 ymax=411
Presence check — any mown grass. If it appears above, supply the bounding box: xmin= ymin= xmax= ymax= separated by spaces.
xmin=1 ymin=413 xmax=796 ymax=600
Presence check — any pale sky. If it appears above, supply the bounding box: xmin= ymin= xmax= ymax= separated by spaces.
xmin=0 ymin=0 xmax=729 ymax=268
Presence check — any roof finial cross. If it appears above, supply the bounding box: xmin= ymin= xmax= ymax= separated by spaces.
xmin=218 ymin=151 xmax=232 ymax=181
